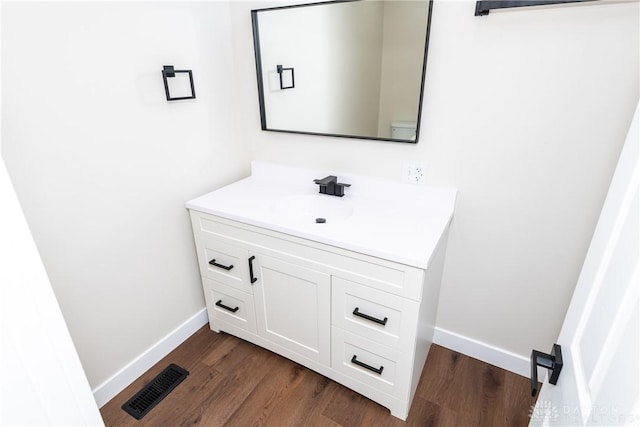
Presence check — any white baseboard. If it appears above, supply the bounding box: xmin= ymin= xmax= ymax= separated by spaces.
xmin=92 ymin=308 xmax=208 ymax=408
xmin=433 ymin=326 xmax=531 ymax=378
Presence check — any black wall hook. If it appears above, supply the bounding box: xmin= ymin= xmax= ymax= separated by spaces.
xmin=162 ymin=65 xmax=195 ymax=101
xmin=531 ymin=344 xmax=563 ymax=397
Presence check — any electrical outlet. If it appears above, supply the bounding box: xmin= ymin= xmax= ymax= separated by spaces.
xmin=402 ymin=162 xmax=426 ymax=185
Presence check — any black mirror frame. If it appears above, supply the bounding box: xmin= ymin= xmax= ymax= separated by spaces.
xmin=251 ymin=0 xmax=434 ymax=144
xmin=475 ymin=0 xmax=597 ymax=15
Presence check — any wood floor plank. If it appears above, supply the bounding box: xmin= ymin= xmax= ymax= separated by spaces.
xmin=201 ymin=331 xmax=245 ymax=367
xmin=359 ymin=397 xmax=407 ymax=427
xmin=321 ymin=384 xmax=373 ymax=426
xmin=501 ymin=367 xmax=539 ymax=426
xmin=182 ymin=345 xmax=283 ymax=426
xmin=416 ymin=344 xmax=466 ymax=405
xmin=260 ymin=369 xmax=339 ymax=426
xmin=223 ymin=356 xmax=308 ymax=426
xmin=402 ymin=397 xmax=457 ymax=427
xmin=100 ymin=327 xmax=538 ymax=427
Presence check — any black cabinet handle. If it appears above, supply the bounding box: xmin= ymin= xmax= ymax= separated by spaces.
xmin=351 ymin=355 xmax=384 ymax=375
xmin=209 ymin=259 xmax=233 ymax=271
xmin=215 ymin=299 xmax=239 ymax=313
xmin=248 ymin=256 xmax=258 ymax=284
xmin=353 ymin=307 xmax=388 ymax=326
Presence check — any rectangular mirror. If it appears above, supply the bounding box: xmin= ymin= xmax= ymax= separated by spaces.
xmin=251 ymin=0 xmax=433 ymax=143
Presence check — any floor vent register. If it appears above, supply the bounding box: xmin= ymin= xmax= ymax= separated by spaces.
xmin=121 ymin=363 xmax=189 ymax=420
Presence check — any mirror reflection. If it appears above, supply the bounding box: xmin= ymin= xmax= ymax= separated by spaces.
xmin=252 ymin=0 xmax=433 ymax=143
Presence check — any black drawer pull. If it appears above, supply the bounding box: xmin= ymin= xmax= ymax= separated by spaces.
xmin=248 ymin=256 xmax=258 ymax=284
xmin=351 ymin=355 xmax=384 ymax=375
xmin=215 ymin=300 xmax=239 ymax=313
xmin=209 ymin=259 xmax=233 ymax=271
xmin=353 ymin=307 xmax=388 ymax=326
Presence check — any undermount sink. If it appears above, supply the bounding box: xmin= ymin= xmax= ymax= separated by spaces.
xmin=272 ymin=194 xmax=354 ymax=223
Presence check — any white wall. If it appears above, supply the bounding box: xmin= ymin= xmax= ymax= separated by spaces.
xmin=1 ymin=5 xmax=102 ymax=424
xmin=1 ymin=1 xmax=249 ymax=391
xmin=231 ymin=0 xmax=639 ymax=360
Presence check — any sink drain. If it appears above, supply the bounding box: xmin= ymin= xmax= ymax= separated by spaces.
xmin=315 ymin=217 xmax=326 ymax=223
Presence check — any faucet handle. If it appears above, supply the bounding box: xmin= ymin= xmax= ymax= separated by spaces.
xmin=313 ymin=175 xmax=336 ymax=195
xmin=333 ymin=182 xmax=350 ymax=197
xmin=313 ymin=175 xmax=337 ymax=186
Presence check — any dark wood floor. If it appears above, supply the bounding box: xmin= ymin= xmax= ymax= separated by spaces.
xmin=100 ymin=326 xmax=537 ymax=426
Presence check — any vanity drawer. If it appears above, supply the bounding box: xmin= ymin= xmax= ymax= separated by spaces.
xmin=332 ymin=277 xmax=418 ymax=349
xmin=194 ymin=235 xmax=253 ymax=293
xmin=202 ymin=277 xmax=257 ymax=334
xmin=191 ymin=211 xmax=426 ymax=300
xmin=331 ymin=327 xmax=411 ymax=397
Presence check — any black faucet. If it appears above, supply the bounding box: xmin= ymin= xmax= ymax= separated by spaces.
xmin=313 ymin=175 xmax=351 ymax=197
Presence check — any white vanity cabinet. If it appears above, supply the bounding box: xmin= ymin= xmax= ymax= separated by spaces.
xmin=188 ymin=209 xmax=450 ymax=420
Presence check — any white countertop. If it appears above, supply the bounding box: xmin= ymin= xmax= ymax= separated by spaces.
xmin=186 ymin=162 xmax=456 ymax=269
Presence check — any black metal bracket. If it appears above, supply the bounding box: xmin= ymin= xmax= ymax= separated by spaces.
xmin=531 ymin=343 xmax=563 ymax=397
xmin=475 ymin=0 xmax=598 ymax=16
xmin=276 ymin=65 xmax=295 ymax=90
xmin=162 ymin=65 xmax=196 ymax=101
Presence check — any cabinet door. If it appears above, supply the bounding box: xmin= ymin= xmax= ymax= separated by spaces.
xmin=252 ymin=253 xmax=331 ymax=365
